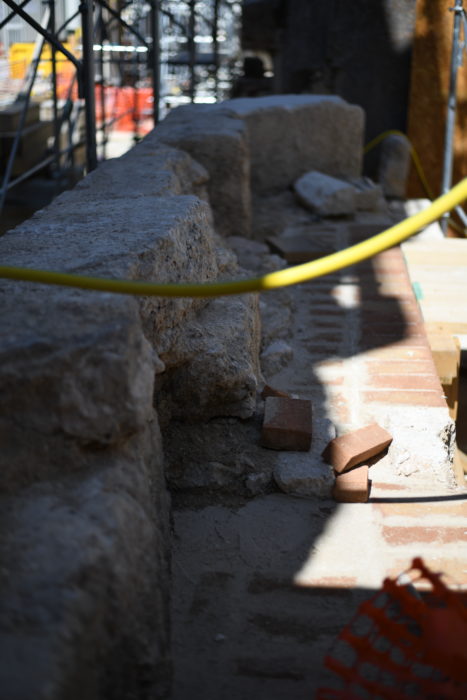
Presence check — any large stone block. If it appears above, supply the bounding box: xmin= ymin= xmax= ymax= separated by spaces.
xmin=0 ymin=423 xmax=171 ymax=700
xmin=165 ymin=294 xmax=261 ymax=421
xmin=65 ymin=142 xmax=209 ymax=203
xmin=219 ymin=94 xmax=364 ymax=193
xmin=152 ymin=107 xmax=252 ymax=237
xmin=0 ymin=195 xmax=220 ymax=489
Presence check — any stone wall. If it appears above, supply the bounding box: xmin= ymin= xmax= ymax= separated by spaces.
xmin=0 ymin=95 xmax=364 ymax=699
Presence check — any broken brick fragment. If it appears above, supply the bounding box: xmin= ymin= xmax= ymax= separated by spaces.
xmin=322 ymin=423 xmax=392 ymax=473
xmin=261 ymin=396 xmax=312 ymax=451
xmin=260 ymin=384 xmax=290 ymax=400
xmin=333 ymin=464 xmax=369 ymax=503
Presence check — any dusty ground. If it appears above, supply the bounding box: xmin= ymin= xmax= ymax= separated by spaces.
xmin=166 ymin=193 xmax=465 ymax=699
xmin=165 ymin=192 xmax=393 ymax=699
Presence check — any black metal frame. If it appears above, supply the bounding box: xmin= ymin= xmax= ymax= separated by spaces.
xmin=0 ymin=0 xmax=241 ymax=220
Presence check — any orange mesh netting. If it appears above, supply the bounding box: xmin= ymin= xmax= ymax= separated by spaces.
xmin=317 ymin=558 xmax=467 ymax=699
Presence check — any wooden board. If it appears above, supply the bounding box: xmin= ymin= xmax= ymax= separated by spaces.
xmin=403 ymin=239 xmax=467 ymax=336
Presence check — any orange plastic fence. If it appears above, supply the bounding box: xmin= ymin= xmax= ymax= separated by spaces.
xmin=317 ymin=558 xmax=467 ymax=699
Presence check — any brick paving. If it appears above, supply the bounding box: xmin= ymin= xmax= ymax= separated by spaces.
xmin=274 ymin=217 xmax=467 ymax=592
xmin=171 ymin=213 xmax=467 ymax=699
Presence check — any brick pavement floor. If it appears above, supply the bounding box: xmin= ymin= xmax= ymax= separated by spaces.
xmin=171 ymin=211 xmax=467 ymax=700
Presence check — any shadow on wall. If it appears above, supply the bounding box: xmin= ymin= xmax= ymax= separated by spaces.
xmin=242 ymin=0 xmax=417 ymax=177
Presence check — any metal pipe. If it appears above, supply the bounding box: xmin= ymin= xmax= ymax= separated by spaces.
xmin=441 ymin=0 xmax=464 ymax=234
xmin=188 ymin=0 xmax=196 ymax=102
xmin=95 ymin=0 xmax=149 ymax=47
xmin=97 ymin=8 xmax=107 ymax=160
xmin=150 ymin=0 xmax=160 ymax=124
xmin=213 ymin=0 xmax=220 ymax=100
xmin=50 ymin=0 xmax=61 ymax=177
xmin=0 ymin=0 xmax=32 ymax=30
xmin=2 ymin=0 xmax=79 ymax=68
xmin=81 ymin=0 xmax=98 ymax=171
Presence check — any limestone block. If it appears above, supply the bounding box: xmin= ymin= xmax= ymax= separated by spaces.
xmin=219 ymin=94 xmax=364 ymax=193
xmin=260 ymin=339 xmax=294 ymax=376
xmin=152 ymin=107 xmax=252 ymax=237
xmin=344 ymin=176 xmax=385 ymax=211
xmin=0 ymin=424 xmax=172 ymax=700
xmin=5 ymin=194 xmax=218 ymax=362
xmin=273 ymin=452 xmax=334 ymax=498
xmin=378 ymin=132 xmax=411 ymax=198
xmin=65 ymin=142 xmax=210 ymax=202
xmin=0 ymin=195 xmax=221 ymax=488
xmin=294 ymin=170 xmax=356 ymax=216
xmin=166 ymin=294 xmax=261 ymax=420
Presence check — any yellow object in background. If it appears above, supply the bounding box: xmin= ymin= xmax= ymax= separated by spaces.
xmin=8 ymin=42 xmax=76 ymax=80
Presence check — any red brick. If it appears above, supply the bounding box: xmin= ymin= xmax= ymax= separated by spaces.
xmin=322 ymin=423 xmax=392 ymax=473
xmin=382 ymin=525 xmax=467 ymax=546
xmin=260 ymin=384 xmax=290 ymax=400
xmin=333 ymin=464 xmax=369 ymax=503
xmin=362 ymin=390 xmax=447 ymax=407
xmin=366 ymin=360 xmax=436 ymax=375
xmin=261 ymin=397 xmax=312 ymax=451
xmin=386 ymin=558 xmax=467 ymax=586
xmin=368 ymin=374 xmax=442 ymax=391
xmin=375 ymin=501 xmax=467 ymax=518
xmin=364 ymin=345 xmax=433 ymax=361
xmin=325 ymin=392 xmax=350 ymax=424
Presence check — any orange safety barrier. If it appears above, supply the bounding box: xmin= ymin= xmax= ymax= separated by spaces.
xmin=317 ymin=558 xmax=467 ymax=699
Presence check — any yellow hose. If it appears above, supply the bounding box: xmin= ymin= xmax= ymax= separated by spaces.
xmin=1 ymin=178 xmax=466 ymax=298
xmin=363 ymin=128 xmax=434 ymax=199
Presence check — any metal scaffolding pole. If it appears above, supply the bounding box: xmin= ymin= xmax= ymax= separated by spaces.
xmin=188 ymin=0 xmax=196 ymax=101
xmin=81 ymin=0 xmax=98 ymax=171
xmin=150 ymin=0 xmax=160 ymax=124
xmin=440 ymin=0 xmax=464 ymax=234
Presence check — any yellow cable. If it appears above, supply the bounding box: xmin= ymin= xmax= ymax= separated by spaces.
xmin=363 ymin=128 xmax=434 ymax=199
xmin=365 ymin=129 xmax=466 ymax=235
xmin=1 ymin=178 xmax=466 ymax=298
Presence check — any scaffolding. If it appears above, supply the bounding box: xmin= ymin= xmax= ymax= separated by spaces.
xmin=0 ymin=0 xmax=241 ymax=220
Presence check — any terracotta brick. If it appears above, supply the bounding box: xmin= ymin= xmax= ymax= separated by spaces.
xmin=364 ymin=345 xmax=433 ymax=361
xmin=362 ymin=390 xmax=447 ymax=407
xmin=260 ymin=384 xmax=290 ymax=400
xmin=368 ymin=374 xmax=442 ymax=391
xmin=359 ymin=335 xmax=428 ymax=351
xmin=365 ymin=360 xmax=436 ymax=375
xmin=261 ymin=396 xmax=312 ymax=451
xmin=382 ymin=526 xmax=467 ymax=546
xmin=325 ymin=392 xmax=351 ymax=424
xmin=386 ymin=558 xmax=467 ymax=586
xmin=333 ymin=464 xmax=369 ymax=503
xmin=375 ymin=501 xmax=467 ymax=519
xmin=322 ymin=423 xmax=392 ymax=473
xmin=296 ymin=575 xmax=358 ymax=588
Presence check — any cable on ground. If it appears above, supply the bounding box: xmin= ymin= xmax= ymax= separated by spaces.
xmin=0 ymin=178 xmax=466 ymax=298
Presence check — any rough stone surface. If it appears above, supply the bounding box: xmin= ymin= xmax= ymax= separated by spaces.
xmin=62 ymin=142 xmax=210 ymax=203
xmin=344 ymin=177 xmax=385 ymax=211
xmin=0 ymin=423 xmax=171 ymax=700
xmin=294 ymin=170 xmax=356 ymax=216
xmin=273 ymin=452 xmax=334 ymax=498
xmin=0 ymin=196 xmax=224 ymax=488
xmin=378 ymin=133 xmax=411 ymax=198
xmin=163 ymin=294 xmax=261 ymax=421
xmin=260 ymin=339 xmax=294 ymax=376
xmin=218 ymin=95 xmax=364 ymax=193
xmin=152 ymin=107 xmax=251 ymax=237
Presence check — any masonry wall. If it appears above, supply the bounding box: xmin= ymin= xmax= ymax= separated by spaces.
xmin=5 ymin=94 xmax=445 ymax=698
